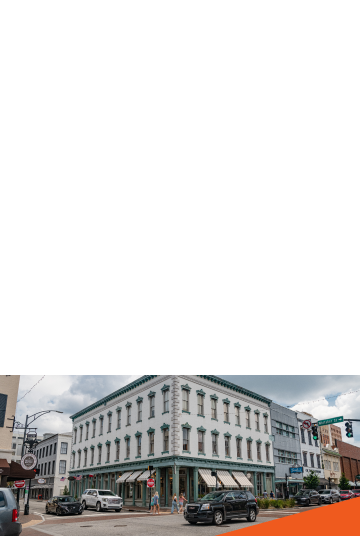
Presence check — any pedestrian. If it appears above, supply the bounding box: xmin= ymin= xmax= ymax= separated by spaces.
xmin=179 ymin=493 xmax=186 ymax=513
xmin=153 ymin=491 xmax=160 ymax=514
xmin=270 ymin=490 xmax=274 ymax=499
xmin=171 ymin=493 xmax=179 ymax=514
xmin=263 ymin=490 xmax=268 ymax=498
xmin=150 ymin=494 xmax=155 ymax=514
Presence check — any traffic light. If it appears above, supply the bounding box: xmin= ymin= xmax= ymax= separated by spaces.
xmin=34 ymin=468 xmax=40 ymax=475
xmin=345 ymin=422 xmax=353 ymax=438
xmin=312 ymin=424 xmax=319 ymax=441
xmin=148 ymin=465 xmax=153 ymax=471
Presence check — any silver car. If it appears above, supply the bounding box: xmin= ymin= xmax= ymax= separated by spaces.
xmin=0 ymin=488 xmax=22 ymax=536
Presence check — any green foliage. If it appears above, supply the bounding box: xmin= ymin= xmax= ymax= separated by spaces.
xmin=63 ymin=485 xmax=69 ymax=495
xmin=258 ymin=499 xmax=293 ymax=509
xmin=303 ymin=470 xmax=320 ymax=490
xmin=339 ymin=473 xmax=350 ymax=490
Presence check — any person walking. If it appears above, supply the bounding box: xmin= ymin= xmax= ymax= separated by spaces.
xmin=171 ymin=494 xmax=179 ymax=514
xmin=263 ymin=490 xmax=268 ymax=499
xmin=270 ymin=490 xmax=274 ymax=499
xmin=153 ymin=491 xmax=160 ymax=514
xmin=150 ymin=494 xmax=155 ymax=514
xmin=179 ymin=493 xmax=185 ymax=513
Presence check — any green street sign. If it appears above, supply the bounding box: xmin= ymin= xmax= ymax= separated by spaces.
xmin=317 ymin=416 xmax=343 ymax=426
xmin=356 ymin=475 xmax=360 ymax=479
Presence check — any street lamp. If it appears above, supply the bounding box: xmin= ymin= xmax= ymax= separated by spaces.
xmin=13 ymin=410 xmax=63 ymax=515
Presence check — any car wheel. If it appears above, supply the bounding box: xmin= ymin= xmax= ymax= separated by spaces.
xmin=56 ymin=507 xmax=62 ymax=516
xmin=306 ymin=499 xmax=310 ymax=507
xmin=82 ymin=501 xmax=87 ymax=510
xmin=213 ymin=510 xmax=224 ymax=526
xmin=96 ymin=502 xmax=102 ymax=512
xmin=45 ymin=506 xmax=49 ymax=514
xmin=330 ymin=498 xmax=333 ymax=504
xmin=318 ymin=499 xmax=321 ymax=505
xmin=247 ymin=508 xmax=257 ymax=522
xmin=77 ymin=511 xmax=82 ymax=515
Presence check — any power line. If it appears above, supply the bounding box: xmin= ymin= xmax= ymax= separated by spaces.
xmin=17 ymin=376 xmax=45 ymax=403
xmin=288 ymin=388 xmax=360 ymax=408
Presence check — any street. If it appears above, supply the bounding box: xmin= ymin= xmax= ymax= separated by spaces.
xmin=20 ymin=499 xmax=324 ymax=536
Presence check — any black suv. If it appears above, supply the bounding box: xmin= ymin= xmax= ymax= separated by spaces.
xmin=184 ymin=490 xmax=259 ymax=526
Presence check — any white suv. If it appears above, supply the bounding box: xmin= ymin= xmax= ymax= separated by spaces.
xmin=81 ymin=489 xmax=123 ymax=512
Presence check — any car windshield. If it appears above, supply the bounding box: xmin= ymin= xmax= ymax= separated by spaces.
xmin=98 ymin=490 xmax=116 ymax=496
xmin=295 ymin=490 xmax=310 ymax=496
xmin=201 ymin=492 xmax=226 ymax=501
xmin=57 ymin=496 xmax=76 ymax=503
xmin=341 ymin=490 xmax=350 ymax=493
xmin=319 ymin=491 xmax=330 ymax=494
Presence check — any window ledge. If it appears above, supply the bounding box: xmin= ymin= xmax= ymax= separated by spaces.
xmin=99 ymin=434 xmax=103 ymax=436
xmin=225 ymin=456 xmax=232 ymax=459
xmin=126 ymin=424 xmax=131 ymax=427
xmin=235 ymin=424 xmax=241 ymax=427
xmin=237 ymin=457 xmax=243 ymax=460
xmin=136 ymin=420 xmax=142 ymax=424
xmin=246 ymin=427 xmax=251 ymax=430
xmin=135 ymin=455 xmax=141 ymax=459
xmin=198 ymin=452 xmax=206 ymax=456
xmin=90 ymin=464 xmax=94 ymax=466
xmin=124 ymin=457 xmax=130 ymax=461
xmin=182 ymin=450 xmax=191 ymax=454
xmin=267 ymin=461 xmax=272 ymax=464
xmin=197 ymin=414 xmax=205 ymax=418
xmin=161 ymin=451 xmax=169 ymax=455
xmin=97 ymin=463 xmax=101 ymax=465
xmin=182 ymin=411 xmax=191 ymax=415
xmin=224 ymin=421 xmax=230 ymax=425
xmin=148 ymin=453 xmax=155 ymax=457
xmin=212 ymin=454 xmax=219 ymax=458
xmin=105 ymin=461 xmax=110 ymax=464
xmin=247 ymin=458 xmax=253 ymax=461
xmin=116 ymin=427 xmax=121 ymax=430
xmin=257 ymin=460 xmax=262 ymax=463
xmin=148 ymin=416 xmax=155 ymax=419
xmin=114 ymin=459 xmax=119 ymax=462
xmin=211 ymin=418 xmax=218 ymax=421
xmin=91 ymin=436 xmax=95 ymax=439
xmin=107 ymin=431 xmax=112 ymax=434
xmin=162 ymin=411 xmax=169 ymax=415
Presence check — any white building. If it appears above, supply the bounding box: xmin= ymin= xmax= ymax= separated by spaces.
xmin=30 ymin=432 xmax=72 ymax=499
xmin=69 ymin=375 xmax=275 ymax=505
xmin=296 ymin=411 xmax=324 ymax=483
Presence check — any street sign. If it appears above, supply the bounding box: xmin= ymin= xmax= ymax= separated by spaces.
xmin=147 ymin=478 xmax=155 ymax=488
xmin=38 ymin=479 xmax=46 ymax=484
xmin=290 ymin=467 xmax=303 ymax=474
xmin=302 ymin=419 xmax=312 ymax=429
xmin=14 ymin=480 xmax=25 ymax=488
xmin=20 ymin=453 xmax=37 ymax=471
xmin=317 ymin=416 xmax=343 ymax=426
xmin=356 ymin=475 xmax=360 ymax=479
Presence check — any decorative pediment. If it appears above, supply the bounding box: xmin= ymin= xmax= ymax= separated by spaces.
xmin=114 ymin=437 xmax=120 ymax=443
xmin=107 ymin=411 xmax=113 ymax=416
xmin=254 ymin=409 xmax=260 ymax=414
xmin=79 ymin=424 xmax=83 ymax=428
xmin=83 ymin=446 xmax=88 ymax=451
xmin=210 ymin=394 xmax=218 ymax=400
xmin=263 ymin=412 xmax=269 ymax=417
xmin=211 ymin=429 xmax=219 ymax=435
xmin=196 ymin=389 xmax=206 ymax=397
xmin=197 ymin=426 xmax=206 ymax=432
xmin=244 ymin=406 xmax=251 ymax=411
xmin=92 ymin=418 xmax=97 ymax=422
xmin=235 ymin=434 xmax=243 ymax=440
xmin=246 ymin=437 xmax=253 ymax=442
xmin=136 ymin=396 xmax=143 ymax=403
xmin=135 ymin=431 xmax=142 ymax=437
xmin=256 ymin=439 xmax=262 ymax=444
xmin=160 ymin=423 xmax=170 ymax=430
xmin=161 ymin=384 xmax=170 ymax=392
xmin=85 ymin=421 xmax=90 ymax=424
xmin=265 ymin=441 xmax=271 ymax=446
xmin=181 ymin=384 xmax=191 ymax=391
xmin=90 ymin=445 xmax=95 ymax=449
xmin=116 ymin=407 xmax=122 ymax=412
xmin=97 ymin=442 xmax=102 ymax=447
xmin=147 ymin=427 xmax=155 ymax=435
xmin=181 ymin=422 xmax=192 ymax=430
xmin=234 ymin=402 xmax=241 ymax=408
xmin=222 ymin=398 xmax=230 ymax=404
xmin=99 ymin=414 xmax=104 ymax=419
xmin=125 ymin=402 xmax=132 ymax=408
xmin=105 ymin=440 xmax=111 ymax=445
xmin=224 ymin=432 xmax=232 ymax=438
xmin=148 ymin=391 xmax=156 ymax=398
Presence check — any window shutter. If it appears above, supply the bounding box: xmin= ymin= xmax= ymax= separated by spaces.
xmin=0 ymin=394 xmax=8 ymax=427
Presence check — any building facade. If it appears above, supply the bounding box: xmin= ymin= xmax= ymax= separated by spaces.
xmin=0 ymin=376 xmax=20 ymax=472
xmin=335 ymin=439 xmax=360 ymax=486
xmin=320 ymin=424 xmax=342 ymax=447
xmin=68 ymin=375 xmax=275 ymax=505
xmin=322 ymin=446 xmax=341 ymax=487
xmin=270 ymin=403 xmax=303 ymax=497
xmin=30 ymin=432 xmax=72 ymax=499
xmin=296 ymin=411 xmax=324 ymax=484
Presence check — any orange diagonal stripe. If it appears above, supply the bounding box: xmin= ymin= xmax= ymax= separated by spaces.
xmin=220 ymin=498 xmax=360 ymax=535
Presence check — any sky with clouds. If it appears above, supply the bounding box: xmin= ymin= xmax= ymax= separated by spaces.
xmin=14 ymin=375 xmax=360 ymax=447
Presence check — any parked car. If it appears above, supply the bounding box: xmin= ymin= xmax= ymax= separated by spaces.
xmin=184 ymin=490 xmax=259 ymax=526
xmin=294 ymin=489 xmax=321 ymax=506
xmin=352 ymin=489 xmax=360 ymax=498
xmin=81 ymin=489 xmax=122 ymax=512
xmin=318 ymin=489 xmax=340 ymax=504
xmin=339 ymin=490 xmax=354 ymax=500
xmin=45 ymin=496 xmax=83 ymax=516
xmin=0 ymin=487 xmax=22 ymax=536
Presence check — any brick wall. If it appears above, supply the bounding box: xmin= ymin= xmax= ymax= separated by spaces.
xmin=335 ymin=439 xmax=360 ymax=482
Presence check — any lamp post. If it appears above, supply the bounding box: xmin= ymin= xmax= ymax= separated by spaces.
xmin=17 ymin=410 xmax=63 ymax=515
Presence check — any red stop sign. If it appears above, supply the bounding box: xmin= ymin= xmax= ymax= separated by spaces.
xmin=14 ymin=481 xmax=25 ymax=488
xmin=147 ymin=478 xmax=155 ymax=488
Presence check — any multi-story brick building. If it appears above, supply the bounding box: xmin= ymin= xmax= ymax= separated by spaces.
xmin=335 ymin=439 xmax=360 ymax=486
xmin=69 ymin=375 xmax=275 ymax=505
xmin=320 ymin=424 xmax=342 ymax=447
xmin=322 ymin=446 xmax=341 ymax=487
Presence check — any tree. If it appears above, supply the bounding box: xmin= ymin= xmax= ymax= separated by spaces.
xmin=339 ymin=473 xmax=350 ymax=490
xmin=303 ymin=470 xmax=320 ymax=490
xmin=63 ymin=485 xmax=69 ymax=495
